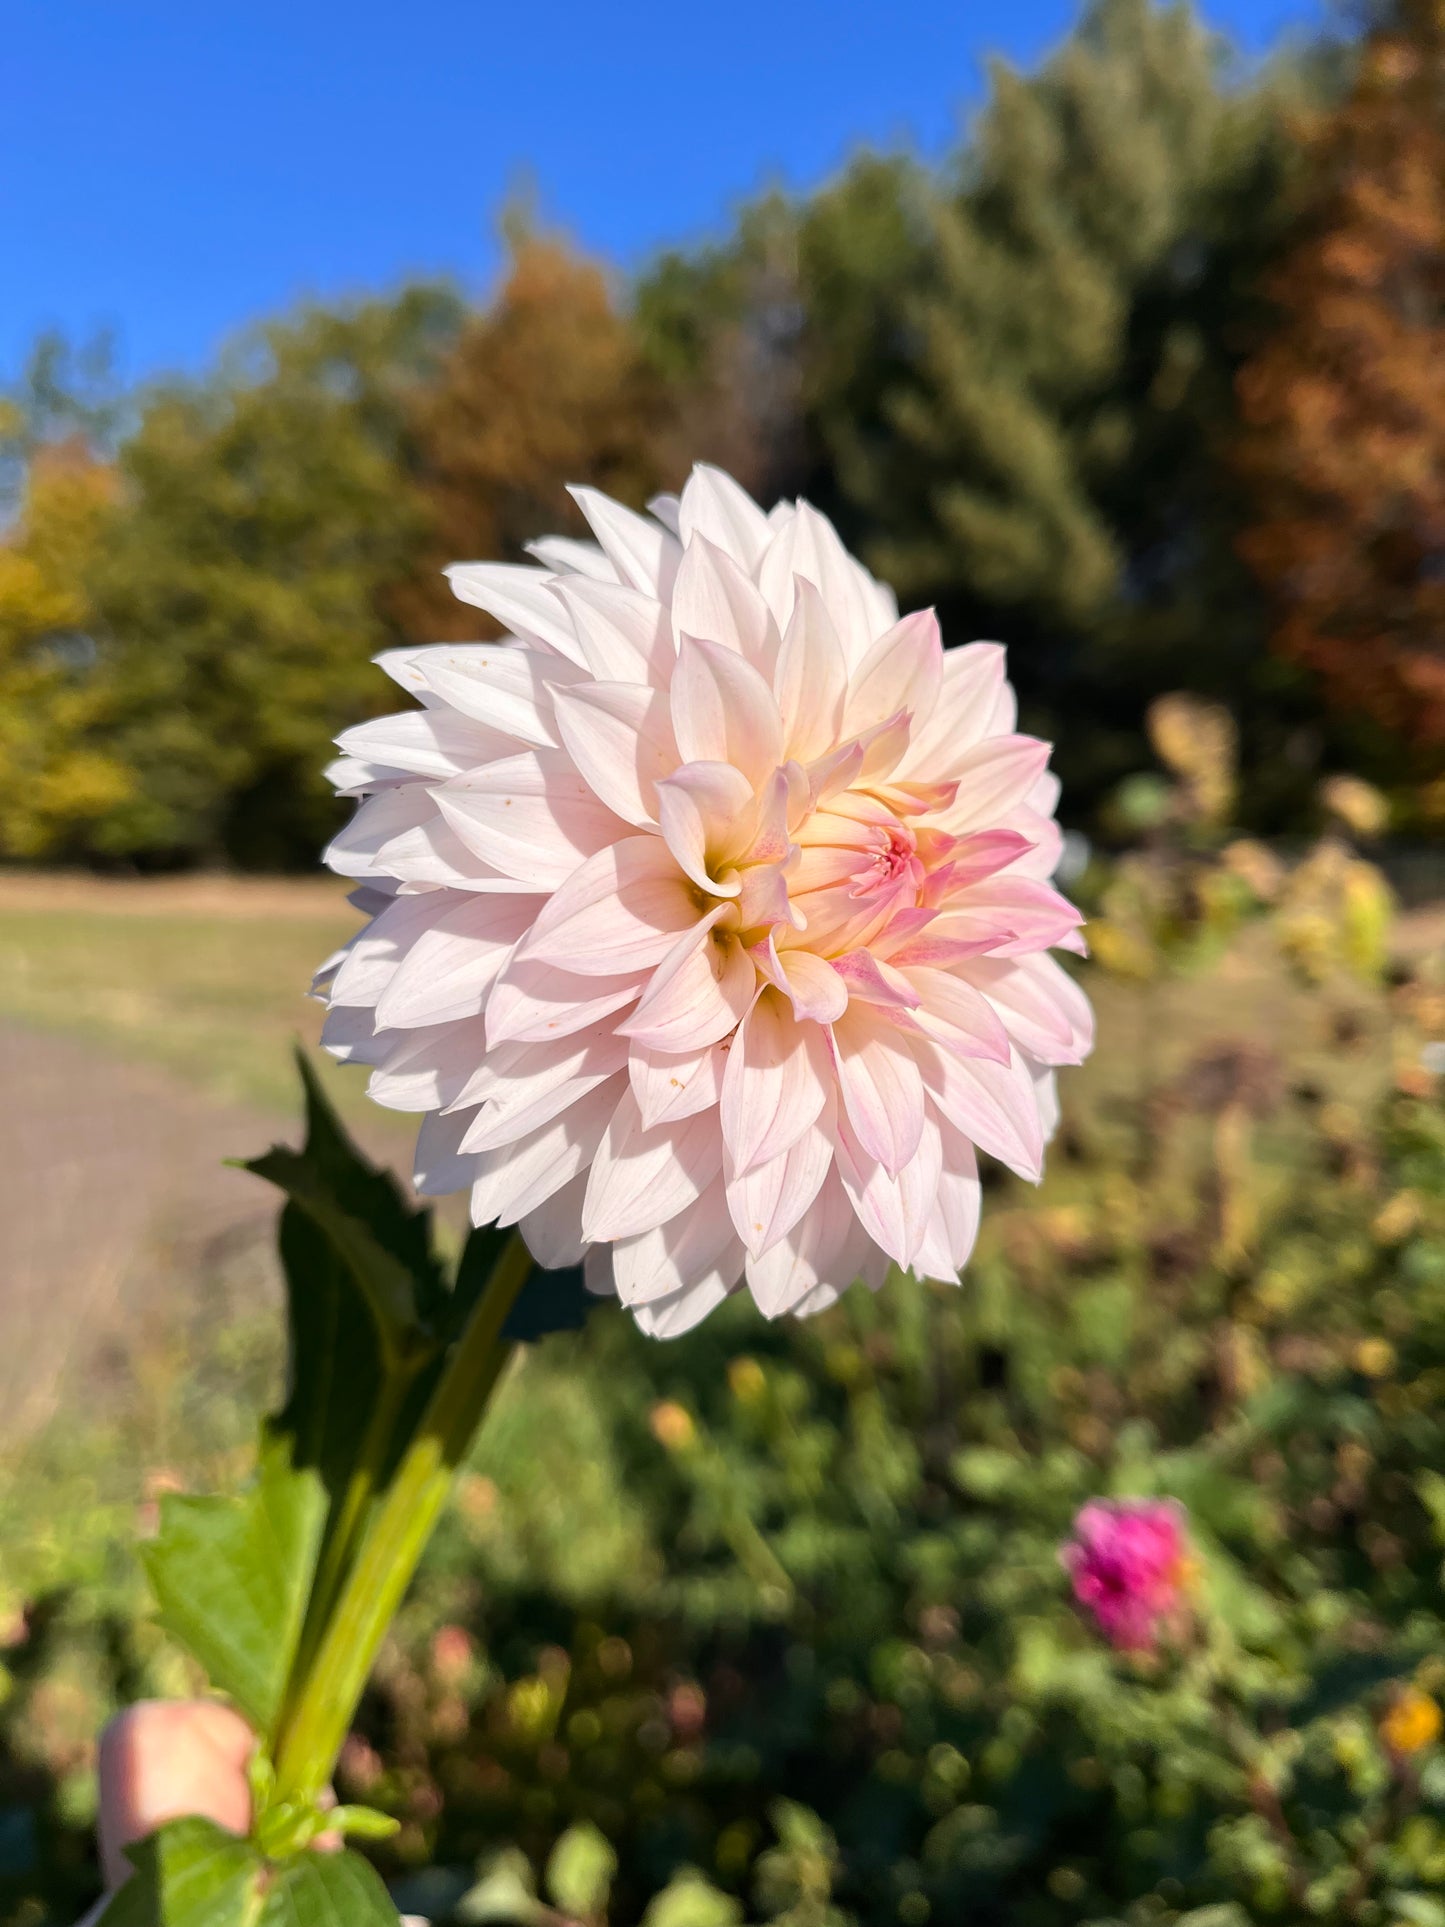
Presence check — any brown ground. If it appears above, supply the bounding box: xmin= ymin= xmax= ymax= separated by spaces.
xmin=0 ymin=1021 xmax=281 ymax=1444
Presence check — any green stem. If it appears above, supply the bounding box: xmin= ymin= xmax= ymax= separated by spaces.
xmin=286 ymin=1361 xmax=424 ymax=1712
xmin=271 ymin=1230 xmax=533 ymax=1805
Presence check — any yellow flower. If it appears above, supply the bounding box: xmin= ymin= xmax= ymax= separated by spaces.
xmin=649 ymin=1400 xmax=696 ymax=1452
xmin=1381 ymin=1688 xmax=1442 ymax=1756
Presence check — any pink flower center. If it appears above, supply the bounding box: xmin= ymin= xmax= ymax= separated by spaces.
xmin=855 ymin=822 xmax=921 ymax=897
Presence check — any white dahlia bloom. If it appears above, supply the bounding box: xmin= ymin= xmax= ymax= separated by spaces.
xmin=316 ymin=467 xmax=1092 ymax=1336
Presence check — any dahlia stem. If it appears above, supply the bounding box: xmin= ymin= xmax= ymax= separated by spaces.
xmin=271 ymin=1229 xmax=533 ymax=1807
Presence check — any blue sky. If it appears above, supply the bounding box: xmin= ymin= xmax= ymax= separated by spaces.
xmin=6 ymin=0 xmax=1320 ymax=385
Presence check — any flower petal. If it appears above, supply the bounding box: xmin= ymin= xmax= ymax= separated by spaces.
xmin=518 ymin=836 xmax=699 ymax=975
xmin=773 ymin=577 xmax=847 ymax=761
xmin=432 ymin=751 xmax=622 ymax=887
xmin=720 ymin=987 xmax=830 ymax=1174
xmin=620 ymin=915 xmax=755 ymax=1053
xmin=671 ymin=532 xmax=779 ymax=665
xmin=374 ymin=894 xmax=534 ymax=1029
xmin=628 ymin=1038 xmax=726 ymax=1129
xmin=677 ymin=464 xmax=771 ymax=571
xmin=552 ymin=681 xmax=678 ymax=826
xmin=470 ymin=1077 xmax=621 ymax=1225
xmin=829 ymin=1002 xmax=926 ymax=1176
xmin=613 ymin=1171 xmax=743 ymax=1304
xmin=443 ymin=565 xmax=585 ymax=663
xmin=726 ymin=1110 xmax=833 ymax=1256
xmin=570 ymin=486 xmax=682 ymax=597
xmin=581 ymin=1088 xmax=725 ymax=1241
xmin=916 ymin=1042 xmax=1044 ymax=1181
xmin=843 ymin=609 xmax=943 ymax=738
xmin=549 ymin=576 xmax=673 ymax=683
xmin=671 ymin=634 xmax=784 ymax=786
xmin=410 ymin=645 xmax=581 ymax=745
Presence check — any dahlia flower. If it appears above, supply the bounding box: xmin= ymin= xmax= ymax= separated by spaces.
xmin=1061 ymin=1499 xmax=1192 ymax=1652
xmin=316 ymin=467 xmax=1092 ymax=1336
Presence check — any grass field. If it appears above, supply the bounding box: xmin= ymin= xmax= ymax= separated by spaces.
xmin=0 ymin=869 xmax=1400 ymax=1126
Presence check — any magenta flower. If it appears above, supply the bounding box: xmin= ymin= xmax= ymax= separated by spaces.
xmin=1061 ymin=1499 xmax=1192 ymax=1652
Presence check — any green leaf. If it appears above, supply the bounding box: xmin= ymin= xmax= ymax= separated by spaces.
xmin=96 ymin=1819 xmax=399 ymax=1927
xmin=640 ymin=1868 xmax=746 ymax=1927
xmin=545 ymin=1821 xmax=616 ymax=1916
xmin=141 ymin=1430 xmax=325 ymax=1734
xmin=244 ymin=1052 xmax=444 ymax=1370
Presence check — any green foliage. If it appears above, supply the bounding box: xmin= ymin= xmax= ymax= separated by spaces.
xmin=84 ymin=286 xmax=461 ymax=867
xmin=99 ymin=1816 xmax=395 ymax=1927
xmin=141 ymin=1430 xmax=324 ymax=1735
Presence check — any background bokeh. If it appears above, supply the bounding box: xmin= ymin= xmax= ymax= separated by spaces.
xmin=8 ymin=1 xmax=1445 ymax=1921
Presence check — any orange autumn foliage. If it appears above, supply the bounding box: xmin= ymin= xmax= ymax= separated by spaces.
xmin=1236 ymin=2 xmax=1445 ymax=748
xmin=397 ymin=231 xmax=677 ymax=642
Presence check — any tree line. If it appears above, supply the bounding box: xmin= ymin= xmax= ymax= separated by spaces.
xmin=4 ymin=0 xmax=1444 ymax=870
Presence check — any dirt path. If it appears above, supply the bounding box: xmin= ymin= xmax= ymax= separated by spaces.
xmin=0 ymin=1020 xmax=283 ymax=1445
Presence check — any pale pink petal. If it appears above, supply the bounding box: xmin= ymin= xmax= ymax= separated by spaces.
xmin=966 ymin=954 xmax=1090 ymax=1064
xmin=613 ymin=1172 xmax=742 ymax=1304
xmin=773 ymin=577 xmax=847 ymax=761
xmin=552 ymin=682 xmax=678 ymax=826
xmin=524 ymin=534 xmax=616 ymax=582
xmin=469 ymin=1077 xmax=621 ymax=1225
xmin=628 ymin=1038 xmax=726 ymax=1129
xmin=518 ymin=836 xmax=699 ymax=975
xmin=367 ymin=1018 xmax=488 ymax=1113
xmin=912 ymin=1119 xmax=981 ymax=1284
xmin=936 ymin=736 xmax=1053 ymax=833
xmin=743 ymin=1168 xmax=875 ymax=1317
xmin=484 ymin=956 xmax=642 ymax=1047
xmin=758 ymin=501 xmax=874 ymax=665
xmin=374 ymin=894 xmax=534 ymax=1029
xmin=415 ymin=1107 xmax=483 ymax=1197
xmin=726 ymin=1112 xmax=832 ymax=1256
xmin=831 ymin=1109 xmax=942 ymax=1271
xmin=671 ymin=533 xmax=779 ymax=664
xmin=901 ymin=965 xmax=1012 ymax=1064
xmin=633 ymin=1269 xmax=741 ymax=1338
xmin=320 ymin=1004 xmax=396 ymax=1065
xmin=581 ymin=1089 xmax=725 ymax=1241
xmin=929 ymin=877 xmax=1083 ymax=955
xmin=842 ymin=609 xmax=943 ymax=738
xmin=670 ymin=635 xmax=784 ymax=786
xmin=326 ymin=890 xmax=448 ymax=1006
xmin=829 ymin=1002 xmax=926 ymax=1176
xmin=720 ymin=989 xmax=830 ymax=1174
xmin=765 ymin=946 xmax=848 ymax=1024
xmin=458 ymin=1027 xmax=631 ymax=1151
xmin=549 ymin=577 xmax=672 ymax=683
xmin=647 ymin=491 xmax=682 ymax=535
xmin=655 ymin=761 xmax=753 ymax=894
xmin=570 ymin=486 xmax=682 ymax=597
xmin=335 ymin=709 xmax=515 ymax=781
xmin=917 ymin=1043 xmax=1045 ymax=1181
xmin=620 ymin=916 xmax=755 ymax=1053
xmin=411 ymin=645 xmax=582 ymax=745
xmin=440 ymin=568 xmax=586 ymax=664
xmin=518 ymin=1170 xmax=590 ymax=1268
xmin=895 ymin=643 xmax=1006 ymax=779
xmin=432 ymin=752 xmax=621 ymax=887
xmin=677 ymin=464 xmax=771 ymax=571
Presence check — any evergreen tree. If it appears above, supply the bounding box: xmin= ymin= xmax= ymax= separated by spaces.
xmin=838 ymin=0 xmax=1307 ymax=817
